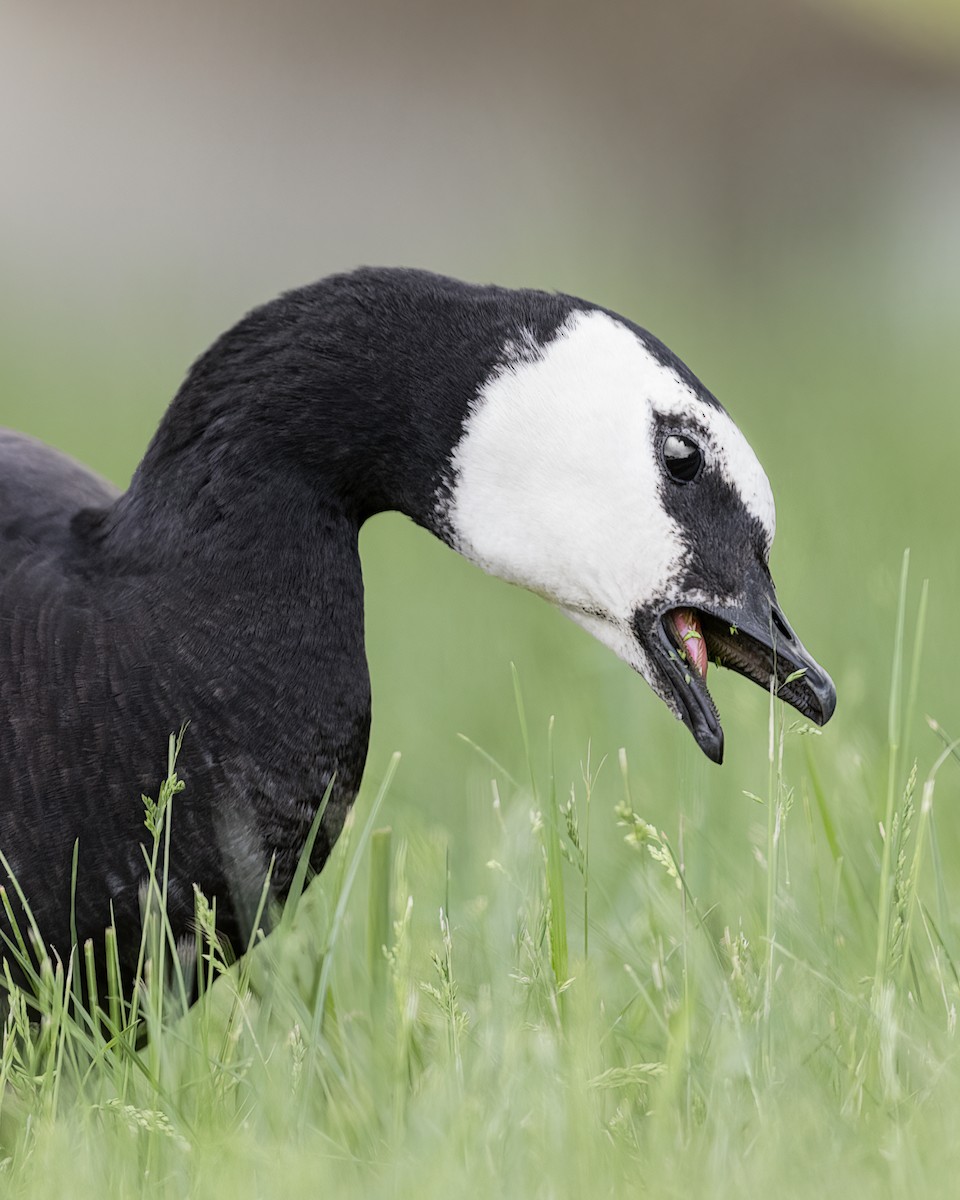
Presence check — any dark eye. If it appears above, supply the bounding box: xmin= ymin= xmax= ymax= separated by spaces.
xmin=662 ymin=434 xmax=703 ymax=483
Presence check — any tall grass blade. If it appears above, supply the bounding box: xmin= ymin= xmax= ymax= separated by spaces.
xmin=311 ymin=751 xmax=400 ymax=1042
xmin=279 ymin=780 xmax=334 ymax=932
xmin=873 ymin=548 xmax=911 ymax=1004
xmin=543 ymin=716 xmax=569 ymax=1012
xmin=367 ymin=826 xmax=393 ymax=1019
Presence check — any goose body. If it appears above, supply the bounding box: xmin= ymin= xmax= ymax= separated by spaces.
xmin=0 ymin=268 xmax=835 ymax=982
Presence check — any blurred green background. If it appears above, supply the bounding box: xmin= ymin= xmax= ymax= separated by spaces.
xmin=3 ymin=2 xmax=960 ymax=1194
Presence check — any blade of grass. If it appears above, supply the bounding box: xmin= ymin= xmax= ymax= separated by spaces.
xmin=543 ymin=716 xmax=569 ymax=1014
xmin=873 ymin=548 xmax=911 ymax=1005
xmin=367 ymin=826 xmax=393 ymax=1021
xmin=311 ymin=752 xmax=400 ymax=1043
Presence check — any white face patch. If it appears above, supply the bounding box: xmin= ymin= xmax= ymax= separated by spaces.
xmin=442 ymin=309 xmax=776 ymax=633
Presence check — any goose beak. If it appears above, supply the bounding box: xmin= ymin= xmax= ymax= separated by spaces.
xmin=634 ymin=572 xmax=836 ymax=764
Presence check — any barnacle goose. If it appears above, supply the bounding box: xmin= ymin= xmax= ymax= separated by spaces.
xmin=0 ymin=268 xmax=835 ymax=984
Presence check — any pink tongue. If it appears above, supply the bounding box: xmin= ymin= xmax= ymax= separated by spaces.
xmin=672 ymin=609 xmax=708 ymax=679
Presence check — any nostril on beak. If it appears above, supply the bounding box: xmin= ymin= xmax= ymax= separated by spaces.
xmin=770 ymin=608 xmax=793 ymax=643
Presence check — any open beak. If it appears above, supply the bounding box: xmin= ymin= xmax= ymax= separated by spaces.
xmin=635 ymin=574 xmax=836 ymax=764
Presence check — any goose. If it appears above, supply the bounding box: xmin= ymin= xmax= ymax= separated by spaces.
xmin=0 ymin=267 xmax=835 ymax=987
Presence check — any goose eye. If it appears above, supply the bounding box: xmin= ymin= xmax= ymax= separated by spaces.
xmin=662 ymin=434 xmax=703 ymax=483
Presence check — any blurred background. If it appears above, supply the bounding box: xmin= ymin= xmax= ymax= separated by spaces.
xmin=2 ymin=0 xmax=959 ymax=910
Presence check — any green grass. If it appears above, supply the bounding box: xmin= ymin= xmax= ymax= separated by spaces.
xmin=1 ymin=279 xmax=959 ymax=1197
xmin=1 ymin=596 xmax=958 ymax=1199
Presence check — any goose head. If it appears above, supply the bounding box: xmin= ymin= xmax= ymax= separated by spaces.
xmin=440 ymin=306 xmax=835 ymax=762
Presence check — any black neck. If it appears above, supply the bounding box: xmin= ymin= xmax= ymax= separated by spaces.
xmin=98 ymin=268 xmax=577 ymax=567
xmin=66 ymin=269 xmax=580 ymax=902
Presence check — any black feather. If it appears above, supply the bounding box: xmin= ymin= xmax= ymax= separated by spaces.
xmin=0 ymin=268 xmax=588 ymax=987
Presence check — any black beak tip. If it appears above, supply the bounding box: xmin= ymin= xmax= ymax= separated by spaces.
xmin=695 ymin=725 xmax=724 ymax=765
xmin=808 ymin=668 xmax=838 ymax=727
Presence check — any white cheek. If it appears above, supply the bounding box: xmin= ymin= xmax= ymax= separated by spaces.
xmin=444 ymin=312 xmax=687 ymax=620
